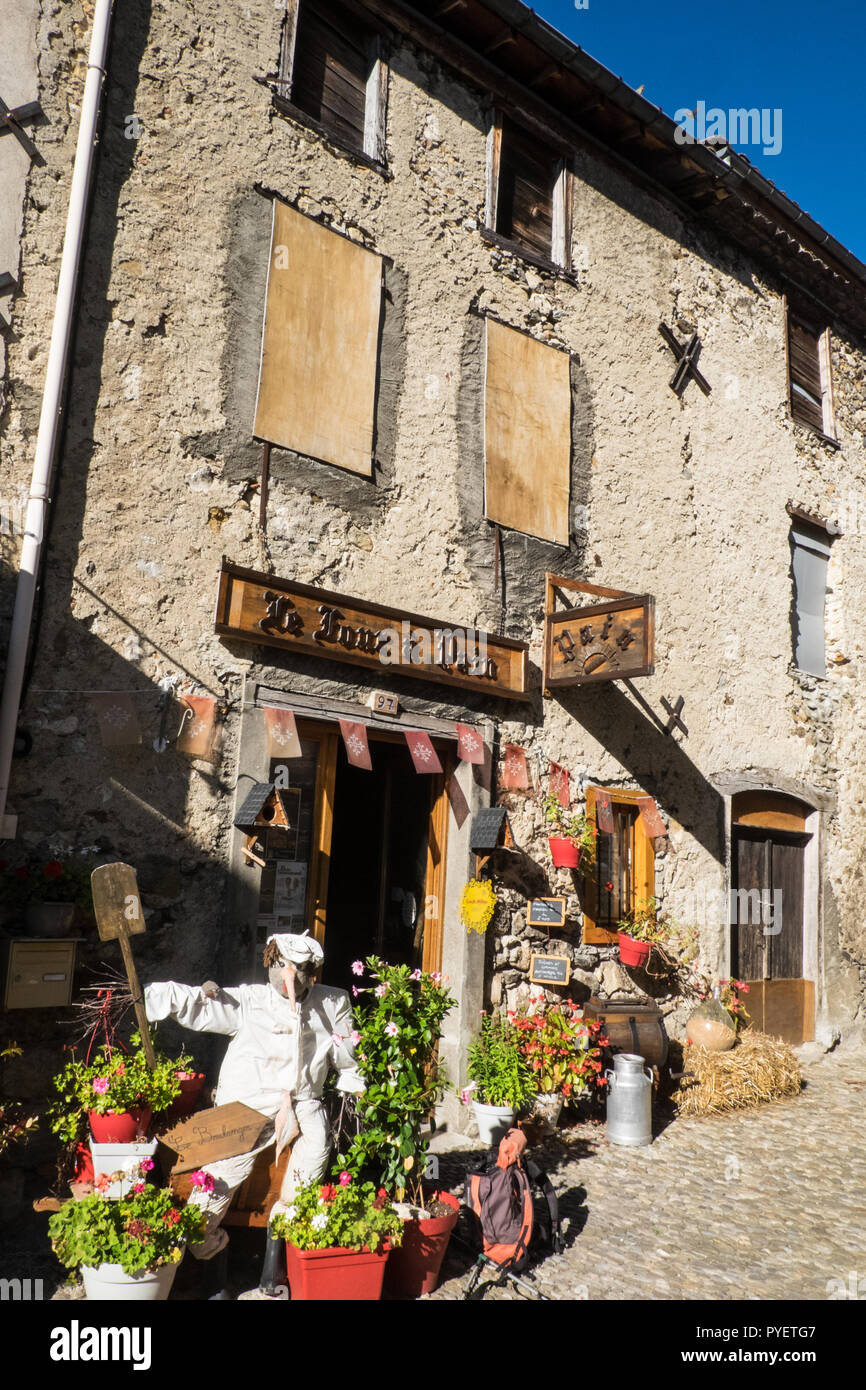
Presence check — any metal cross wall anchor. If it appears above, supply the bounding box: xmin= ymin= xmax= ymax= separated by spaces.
xmin=0 ymin=96 xmax=46 ymax=165
xmin=658 ymin=322 xmax=711 ymax=397
xmin=661 ymin=695 xmax=688 ymax=737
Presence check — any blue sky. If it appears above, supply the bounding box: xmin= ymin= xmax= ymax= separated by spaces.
xmin=532 ymin=0 xmax=866 ymax=262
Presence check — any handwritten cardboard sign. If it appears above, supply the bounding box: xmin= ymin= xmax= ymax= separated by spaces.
xmin=158 ymin=1103 xmax=269 ymax=1175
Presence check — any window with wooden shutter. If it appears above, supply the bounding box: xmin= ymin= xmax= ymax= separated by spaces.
xmin=790 ymin=519 xmax=832 ymax=676
xmin=278 ymin=0 xmax=386 ymax=164
xmin=582 ymin=788 xmax=656 ymax=944
xmin=486 ymin=115 xmax=572 ymax=268
xmin=786 ymin=302 xmax=835 ymax=437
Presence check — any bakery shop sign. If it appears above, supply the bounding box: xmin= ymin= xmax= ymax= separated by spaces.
xmin=544 ymin=573 xmax=655 ymax=688
xmin=215 ymin=560 xmax=529 ymax=700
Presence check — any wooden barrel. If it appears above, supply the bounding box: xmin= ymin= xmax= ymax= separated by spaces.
xmin=582 ymin=997 xmax=669 ymax=1068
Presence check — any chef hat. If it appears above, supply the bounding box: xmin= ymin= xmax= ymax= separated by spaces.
xmin=267 ymin=931 xmax=324 ymax=967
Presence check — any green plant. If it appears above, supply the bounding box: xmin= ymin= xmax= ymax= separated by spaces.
xmin=0 ymin=1044 xmax=38 ymax=1158
xmin=48 ymin=1167 xmax=206 ymax=1275
xmin=511 ymin=998 xmax=608 ymax=1098
xmin=616 ymin=896 xmax=669 ymax=944
xmin=47 ymin=1033 xmax=184 ymax=1145
xmin=542 ymin=794 xmax=597 ymax=865
xmin=0 ymin=859 xmax=94 ymax=914
xmin=464 ymin=1013 xmax=535 ymax=1110
xmin=337 ymin=957 xmax=456 ymax=1205
xmin=271 ymin=1174 xmax=404 ymax=1253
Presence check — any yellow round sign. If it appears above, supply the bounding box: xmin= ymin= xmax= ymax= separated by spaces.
xmin=459 ymin=878 xmax=497 ymax=935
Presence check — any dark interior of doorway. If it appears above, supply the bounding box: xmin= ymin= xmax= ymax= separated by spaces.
xmin=323 ymin=737 xmax=430 ymax=994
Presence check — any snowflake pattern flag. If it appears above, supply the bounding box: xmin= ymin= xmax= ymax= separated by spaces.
xmin=502 ymin=744 xmax=529 ymax=790
xmin=404 ymin=730 xmax=443 ymax=774
xmin=263 ymin=706 xmax=302 ymax=758
xmin=549 ymin=761 xmax=570 ymax=808
xmin=339 ymin=719 xmax=372 ymax=770
xmin=176 ymin=695 xmax=218 ymax=760
xmin=90 ymin=693 xmax=142 ymax=748
xmin=456 ymin=723 xmax=485 ymax=764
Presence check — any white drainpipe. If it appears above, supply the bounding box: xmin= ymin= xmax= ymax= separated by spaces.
xmin=0 ymin=0 xmax=115 ymax=836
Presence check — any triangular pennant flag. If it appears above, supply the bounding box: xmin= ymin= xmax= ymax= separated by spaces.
xmin=502 ymin=744 xmax=529 ymax=790
xmin=91 ymin=694 xmax=142 ymax=748
xmin=446 ymin=773 xmax=471 ymax=829
xmin=595 ymin=789 xmax=615 ymax=835
xmin=339 ymin=720 xmax=372 ymax=770
xmin=549 ymin=761 xmax=569 ymax=809
xmin=176 ymin=696 xmax=218 ymax=759
xmin=456 ymin=723 xmax=485 ymax=765
xmin=404 ymin=730 xmax=443 ymax=774
xmin=637 ymin=795 xmax=667 ymax=839
xmin=263 ymin=706 xmax=302 ymax=758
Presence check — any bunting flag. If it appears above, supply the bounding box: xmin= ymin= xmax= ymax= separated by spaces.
xmin=90 ymin=693 xmax=142 ymax=749
xmin=263 ymin=706 xmax=302 ymax=758
xmin=595 ymin=789 xmax=615 ymax=835
xmin=339 ymin=720 xmax=372 ymax=770
xmin=549 ymin=761 xmax=570 ymax=809
xmin=456 ymin=723 xmax=485 ymax=765
xmin=405 ymin=730 xmax=443 ymax=774
xmin=502 ymin=744 xmax=529 ymax=791
xmin=176 ymin=696 xmax=218 ymax=760
xmin=637 ymin=795 xmax=667 ymax=839
xmin=446 ymin=773 xmax=471 ymax=828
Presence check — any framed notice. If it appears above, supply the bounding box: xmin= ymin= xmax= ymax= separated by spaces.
xmin=529 ymin=954 xmax=571 ymax=986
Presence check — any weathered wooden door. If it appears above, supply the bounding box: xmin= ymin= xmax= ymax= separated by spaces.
xmin=731 ymin=826 xmax=813 ymax=1042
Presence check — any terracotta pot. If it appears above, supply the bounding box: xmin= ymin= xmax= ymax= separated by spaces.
xmin=548 ymin=837 xmax=580 ymax=869
xmin=685 ymin=999 xmax=736 ymax=1052
xmin=163 ymin=1072 xmax=206 ymax=1122
xmin=284 ymin=1241 xmax=390 ymax=1301
xmin=618 ymin=933 xmax=651 ymax=968
xmin=88 ymin=1108 xmax=152 ymax=1144
xmin=384 ymin=1190 xmax=459 ymax=1299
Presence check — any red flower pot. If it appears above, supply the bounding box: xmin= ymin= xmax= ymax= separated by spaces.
xmin=284 ymin=1241 xmax=391 ymax=1301
xmin=618 ymin=933 xmax=651 ymax=968
xmin=548 ymin=837 xmax=580 ymax=869
xmin=384 ymin=1190 xmax=459 ymax=1299
xmin=87 ymin=1107 xmax=152 ymax=1144
xmin=164 ymin=1072 xmax=206 ymax=1122
xmin=73 ymin=1141 xmax=94 ymax=1184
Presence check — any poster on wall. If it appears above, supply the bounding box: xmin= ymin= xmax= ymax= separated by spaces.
xmin=273 ymin=860 xmax=308 ymax=931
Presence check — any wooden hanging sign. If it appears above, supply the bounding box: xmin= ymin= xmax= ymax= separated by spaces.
xmin=526 ymin=898 xmax=567 ymax=929
xmin=158 ymin=1103 xmax=269 ymax=1175
xmin=90 ymin=864 xmax=154 ymax=1069
xmin=529 ymin=954 xmax=571 ymax=986
xmin=544 ymin=574 xmax=655 ymax=688
xmin=215 ymin=560 xmax=529 ymax=701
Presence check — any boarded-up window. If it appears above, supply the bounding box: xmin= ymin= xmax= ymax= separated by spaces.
xmin=483 ymin=319 xmax=571 ymax=545
xmin=495 ymin=118 xmax=559 ymax=261
xmin=253 ymin=199 xmax=383 ymax=476
xmin=284 ymin=0 xmax=375 ymax=155
xmin=790 ymin=521 xmax=831 ymax=676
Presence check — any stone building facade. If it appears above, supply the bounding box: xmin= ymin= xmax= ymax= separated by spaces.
xmin=2 ymin=0 xmax=866 ymax=1124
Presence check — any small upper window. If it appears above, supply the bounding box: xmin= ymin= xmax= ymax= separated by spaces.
xmin=486 ymin=114 xmax=572 ymax=269
xmin=786 ymin=303 xmax=835 ymax=439
xmin=278 ymin=0 xmax=386 ymax=164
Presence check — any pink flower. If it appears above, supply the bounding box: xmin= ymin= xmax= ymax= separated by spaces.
xmin=92 ymin=1077 xmax=109 ymax=1095
xmin=352 ymin=987 xmax=360 ymax=998
xmin=190 ymin=1169 xmax=215 ymax=1193
xmin=350 ymin=1030 xmax=361 ymax=1046
xmin=430 ymin=972 xmax=442 ymax=983
xmin=331 ymin=1032 xmax=344 ymax=1046
xmin=374 ymin=983 xmax=389 ymax=997
xmin=140 ymin=1158 xmax=155 ymax=1172
xmin=95 ymin=1173 xmax=110 ymax=1192
xmin=132 ymin=1183 xmax=146 ymax=1193
xmin=338 ymin=1172 xmax=351 ymax=1187
xmin=351 ymin=960 xmax=364 ymax=976
xmin=409 ymin=968 xmax=422 ymax=981
xmin=384 ymin=1022 xmax=398 ymax=1038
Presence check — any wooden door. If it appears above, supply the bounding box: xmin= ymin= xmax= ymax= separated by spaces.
xmin=732 ymin=826 xmax=813 ymax=1044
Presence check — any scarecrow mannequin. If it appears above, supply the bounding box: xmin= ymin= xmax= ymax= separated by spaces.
xmin=144 ymin=931 xmax=364 ymax=1298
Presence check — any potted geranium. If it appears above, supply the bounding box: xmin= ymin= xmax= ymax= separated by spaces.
xmin=512 ymin=997 xmax=608 ymax=1126
xmin=48 ymin=1032 xmax=184 ymax=1146
xmin=270 ymin=1173 xmax=403 ymax=1301
xmin=462 ymin=1012 xmax=535 ymax=1146
xmin=616 ymin=896 xmax=669 ymax=968
xmin=337 ymin=957 xmax=459 ymax=1298
xmin=543 ymin=794 xmax=596 ymax=870
xmin=48 ymin=1162 xmax=207 ymax=1300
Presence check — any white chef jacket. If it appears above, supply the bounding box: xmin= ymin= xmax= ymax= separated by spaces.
xmin=144 ymin=981 xmax=364 ymax=1118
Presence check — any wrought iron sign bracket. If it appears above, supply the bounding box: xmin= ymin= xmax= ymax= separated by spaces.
xmin=543 ymin=573 xmax=654 ymax=696
xmin=659 ymin=321 xmax=711 ymax=397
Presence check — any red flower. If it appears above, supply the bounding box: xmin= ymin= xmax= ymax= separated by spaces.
xmin=44 ymin=861 xmax=64 ymax=879
xmin=319 ymin=1184 xmax=337 ymax=1203
xmin=163 ymin=1208 xmax=181 ymax=1225
xmin=604 ymin=881 xmax=613 ymax=893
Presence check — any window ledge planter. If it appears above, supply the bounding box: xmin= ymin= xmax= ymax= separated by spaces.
xmin=617 ymin=933 xmax=651 ymax=968
xmin=81 ymin=1260 xmax=179 ymax=1302
xmin=284 ymin=1241 xmax=391 ymax=1301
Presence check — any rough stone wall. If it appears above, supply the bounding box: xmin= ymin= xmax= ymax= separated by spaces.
xmin=2 ymin=0 xmax=866 ymax=1110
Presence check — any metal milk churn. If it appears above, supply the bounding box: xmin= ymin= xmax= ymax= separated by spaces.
xmin=605 ymin=1052 xmax=653 ymax=1147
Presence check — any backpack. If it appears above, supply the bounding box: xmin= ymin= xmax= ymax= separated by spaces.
xmin=466 ymin=1129 xmax=564 ymax=1272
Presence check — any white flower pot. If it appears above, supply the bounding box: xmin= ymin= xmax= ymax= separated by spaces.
xmin=89 ymin=1139 xmax=158 ymax=1199
xmin=472 ymin=1101 xmax=515 ymax=1147
xmin=533 ymin=1092 xmax=564 ymax=1128
xmin=82 ymin=1261 xmax=178 ymax=1301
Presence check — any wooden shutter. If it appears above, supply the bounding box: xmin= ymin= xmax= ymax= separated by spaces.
xmin=253 ymin=199 xmax=383 ymax=476
xmin=496 ymin=118 xmax=557 ymax=260
xmin=291 ymin=0 xmax=372 ymax=152
xmin=788 ymin=317 xmax=824 ymax=431
xmin=484 ymin=318 xmax=571 ymax=545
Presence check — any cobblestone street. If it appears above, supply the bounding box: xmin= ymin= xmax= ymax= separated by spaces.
xmin=427 ymin=1049 xmax=866 ymax=1301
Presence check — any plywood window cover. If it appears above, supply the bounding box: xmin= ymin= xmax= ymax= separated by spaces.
xmin=582 ymin=786 xmax=655 ymax=945
xmin=253 ymin=198 xmax=383 ymax=477
xmin=483 ymin=316 xmax=572 ymax=546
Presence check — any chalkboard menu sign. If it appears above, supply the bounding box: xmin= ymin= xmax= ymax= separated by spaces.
xmin=526 ymin=897 xmax=567 ymax=929
xmin=529 ymin=954 xmax=571 ymax=986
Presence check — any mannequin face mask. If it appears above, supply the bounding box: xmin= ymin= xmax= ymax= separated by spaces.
xmin=268 ymin=960 xmax=317 ymax=1003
